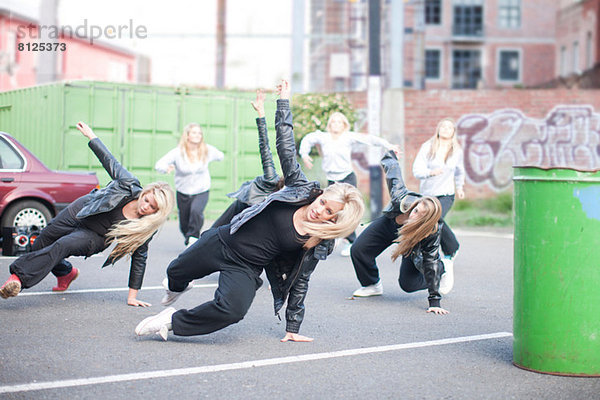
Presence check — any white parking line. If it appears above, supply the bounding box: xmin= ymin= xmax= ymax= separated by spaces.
xmin=0 ymin=332 xmax=512 ymax=394
xmin=454 ymin=229 xmax=513 ymax=239
xmin=16 ymin=283 xmax=218 ymax=296
xmin=0 ymin=254 xmax=104 ymax=260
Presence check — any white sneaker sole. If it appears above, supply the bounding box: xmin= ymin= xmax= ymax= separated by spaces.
xmin=352 ymin=292 xmax=383 ymax=297
xmin=135 ymin=307 xmax=175 ymax=340
xmin=0 ymin=281 xmax=21 ymax=299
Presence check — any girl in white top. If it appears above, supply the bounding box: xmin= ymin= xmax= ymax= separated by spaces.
xmin=299 ymin=112 xmax=398 ymax=255
xmin=299 ymin=112 xmax=397 ymax=182
xmin=412 ymin=118 xmax=465 ymax=293
xmin=155 ymin=123 xmax=224 ymax=245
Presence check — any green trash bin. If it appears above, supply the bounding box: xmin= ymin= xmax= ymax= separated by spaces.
xmin=513 ymin=166 xmax=600 ymax=376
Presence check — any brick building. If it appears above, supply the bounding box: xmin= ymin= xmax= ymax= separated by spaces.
xmin=308 ymin=0 xmax=558 ymax=91
xmin=556 ymin=0 xmax=600 ymax=77
xmin=0 ymin=9 xmax=146 ymax=92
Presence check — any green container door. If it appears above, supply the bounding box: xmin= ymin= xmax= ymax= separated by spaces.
xmin=513 ymin=167 xmax=600 ymax=376
xmin=0 ymin=81 xmax=278 ymax=220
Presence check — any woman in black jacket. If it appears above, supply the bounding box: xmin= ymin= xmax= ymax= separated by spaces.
xmin=135 ymin=80 xmax=365 ymax=342
xmin=211 ymin=89 xmax=283 ymax=229
xmin=0 ymin=122 xmax=175 ymax=306
xmin=350 ymin=150 xmax=451 ymax=315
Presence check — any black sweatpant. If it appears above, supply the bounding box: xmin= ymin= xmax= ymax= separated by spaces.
xmin=176 ymin=190 xmax=210 ymax=244
xmin=9 ymin=195 xmax=107 ymax=289
xmin=350 ymin=215 xmax=442 ymax=292
xmin=437 ymin=195 xmax=460 ymax=257
xmin=327 ymin=172 xmax=357 ymax=243
xmin=166 ymin=228 xmax=263 ymax=336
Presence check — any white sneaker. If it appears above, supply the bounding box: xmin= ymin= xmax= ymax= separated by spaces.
xmin=161 ymin=278 xmax=194 ymax=306
xmin=352 ymin=280 xmax=383 ymax=297
xmin=439 ymin=258 xmax=455 ymax=295
xmin=135 ymin=307 xmax=176 ymax=341
xmin=340 ymin=242 xmax=352 ymax=257
xmin=186 ymin=236 xmax=198 ymax=248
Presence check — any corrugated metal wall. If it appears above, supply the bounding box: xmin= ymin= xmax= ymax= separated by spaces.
xmin=0 ymin=81 xmax=279 ymax=219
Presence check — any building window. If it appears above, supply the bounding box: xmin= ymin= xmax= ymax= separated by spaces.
xmin=453 ymin=0 xmax=484 ymax=37
xmin=498 ymin=50 xmax=520 ymax=82
xmin=498 ymin=0 xmax=520 ymax=28
xmin=425 ymin=0 xmax=441 ymax=25
xmin=586 ymin=32 xmax=593 ymax=70
xmin=573 ymin=41 xmax=579 ymax=74
xmin=452 ymin=49 xmax=481 ymax=88
xmin=425 ymin=49 xmax=441 ymax=79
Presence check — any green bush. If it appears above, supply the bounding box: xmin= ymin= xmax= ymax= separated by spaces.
xmin=483 ymin=192 xmax=513 ymax=213
xmin=291 ymin=93 xmax=357 ymax=148
xmin=445 ymin=192 xmax=514 ymax=227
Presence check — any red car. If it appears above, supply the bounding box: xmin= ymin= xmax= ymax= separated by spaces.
xmin=0 ymin=132 xmax=99 ymax=231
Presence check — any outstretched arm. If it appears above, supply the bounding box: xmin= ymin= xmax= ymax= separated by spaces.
xmin=77 ymin=121 xmax=135 ymax=181
xmin=298 ymin=131 xmax=321 ymax=170
xmin=421 ymin=230 xmax=448 ymax=315
xmin=155 ymin=149 xmax=177 ymax=174
xmin=348 ymin=131 xmax=402 ymax=156
xmin=252 ymin=90 xmax=278 ymax=182
xmin=77 ymin=121 xmax=97 ymax=140
xmin=275 ymin=80 xmax=308 ymax=186
xmin=251 ymin=89 xmax=266 ymax=118
xmin=280 ymin=256 xmax=318 ymax=342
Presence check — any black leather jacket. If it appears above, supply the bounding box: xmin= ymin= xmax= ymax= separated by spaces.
xmin=76 ymin=138 xmax=152 ymax=290
xmin=229 ymin=100 xmax=333 ymax=333
xmin=381 ymin=151 xmax=443 ymax=308
xmin=226 ymin=117 xmax=281 ymax=206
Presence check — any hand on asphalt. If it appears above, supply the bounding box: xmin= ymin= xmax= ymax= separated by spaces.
xmin=127 ymin=298 xmax=152 ymax=307
xmin=426 ymin=306 xmax=449 ymax=315
xmin=281 ymin=332 xmax=314 ymax=342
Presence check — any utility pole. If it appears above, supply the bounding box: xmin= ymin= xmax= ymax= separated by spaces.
xmin=37 ymin=0 xmax=59 ymax=84
xmin=291 ymin=0 xmax=305 ymax=93
xmin=216 ymin=0 xmax=226 ymax=88
xmin=389 ymin=0 xmax=404 ymax=89
xmin=413 ymin=0 xmax=425 ymax=90
xmin=368 ymin=0 xmax=382 ymax=219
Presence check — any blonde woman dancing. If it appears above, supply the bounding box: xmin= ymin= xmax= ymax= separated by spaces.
xmin=0 ymin=122 xmax=174 ymax=306
xmin=135 ymin=80 xmax=365 ymax=341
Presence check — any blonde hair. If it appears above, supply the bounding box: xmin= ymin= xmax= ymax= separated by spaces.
xmin=427 ymin=118 xmax=461 ymax=162
xmin=105 ymin=182 xmax=175 ymax=260
xmin=302 ymin=183 xmax=365 ymax=249
xmin=326 ymin=112 xmax=351 ymax=134
xmin=391 ymin=196 xmax=442 ymax=261
xmin=179 ymin=123 xmax=208 ymax=163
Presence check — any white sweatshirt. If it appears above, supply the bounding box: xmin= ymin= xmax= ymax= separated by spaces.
xmin=155 ymin=144 xmax=224 ymax=195
xmin=299 ymin=130 xmax=393 ymax=181
xmin=412 ymin=140 xmax=465 ymax=196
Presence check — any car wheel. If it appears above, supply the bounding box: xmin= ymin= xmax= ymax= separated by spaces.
xmin=1 ymin=200 xmax=53 ymax=231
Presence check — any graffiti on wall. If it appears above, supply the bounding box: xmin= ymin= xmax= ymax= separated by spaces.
xmin=457 ymin=105 xmax=600 ymax=191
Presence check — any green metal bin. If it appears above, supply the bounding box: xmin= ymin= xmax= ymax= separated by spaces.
xmin=513 ymin=166 xmax=600 ymax=376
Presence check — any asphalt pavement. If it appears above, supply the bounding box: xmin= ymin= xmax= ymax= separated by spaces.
xmin=0 ymin=220 xmax=598 ymax=399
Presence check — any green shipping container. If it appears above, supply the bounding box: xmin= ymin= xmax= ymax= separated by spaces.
xmin=513 ymin=166 xmax=600 ymax=376
xmin=0 ymin=81 xmax=280 ymax=220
